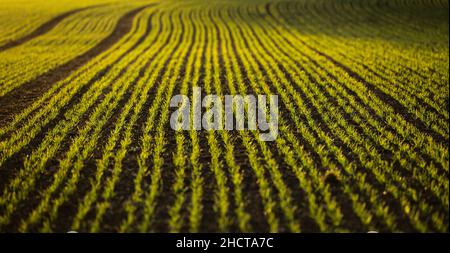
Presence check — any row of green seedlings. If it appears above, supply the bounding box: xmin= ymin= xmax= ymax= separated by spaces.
xmin=166 ymin=7 xmax=246 ymax=233
xmin=287 ymin=0 xmax=448 ymax=82
xmin=119 ymin=5 xmax=196 ymax=232
xmin=71 ymin=7 xmax=177 ymax=232
xmin=246 ymin=2 xmax=450 ymax=231
xmin=0 ymin=4 xmax=130 ymax=96
xmin=0 ymin=5 xmax=160 ymax=231
xmin=222 ymin=1 xmax=422 ymax=232
xmin=48 ymin=3 xmax=188 ymax=233
xmin=0 ymin=3 xmax=158 ymax=165
xmin=288 ymin=0 xmax=449 ymax=134
xmin=266 ymin=1 xmax=449 ymax=204
xmin=264 ymin=0 xmax=450 ymax=197
xmin=251 ymin=1 xmax=448 ymax=231
xmin=272 ymin=0 xmax=449 ymax=139
xmin=284 ymin=0 xmax=449 ymax=102
xmin=236 ymin=1 xmax=412 ymax=231
xmin=166 ymin=8 xmax=200 ymax=232
xmin=264 ymin=0 xmax=445 ymax=203
xmin=216 ymin=5 xmax=306 ymax=232
xmin=217 ymin=3 xmax=345 ymax=232
xmin=0 ymin=1 xmax=112 ymax=46
xmin=208 ymin=6 xmax=253 ymax=232
xmin=17 ymin=6 xmax=165 ymax=232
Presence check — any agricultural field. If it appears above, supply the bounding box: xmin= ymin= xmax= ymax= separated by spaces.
xmin=0 ymin=0 xmax=448 ymax=233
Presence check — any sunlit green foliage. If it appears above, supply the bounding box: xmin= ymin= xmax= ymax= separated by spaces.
xmin=0 ymin=0 xmax=448 ymax=232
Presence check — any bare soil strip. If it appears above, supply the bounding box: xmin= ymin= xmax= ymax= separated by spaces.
xmin=0 ymin=4 xmax=157 ymax=126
